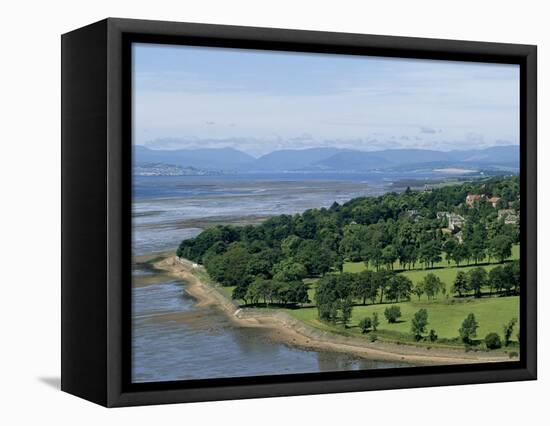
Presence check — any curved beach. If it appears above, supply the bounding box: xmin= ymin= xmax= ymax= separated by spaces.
xmin=149 ymin=254 xmax=512 ymax=366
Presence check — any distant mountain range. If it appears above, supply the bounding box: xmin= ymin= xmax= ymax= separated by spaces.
xmin=134 ymin=145 xmax=519 ymax=174
xmin=133 ymin=146 xmax=254 ymax=171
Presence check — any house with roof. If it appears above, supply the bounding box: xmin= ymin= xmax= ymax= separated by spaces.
xmin=447 ymin=213 xmax=465 ymax=231
xmin=437 ymin=211 xmax=465 ymax=231
xmin=498 ymin=209 xmax=519 ymax=225
xmin=402 ymin=209 xmax=423 ymax=221
xmin=498 ymin=209 xmax=515 ymax=220
xmin=454 ymin=230 xmax=464 ymax=244
xmin=504 ymin=214 xmax=519 ymax=225
xmin=465 ymin=194 xmax=481 ymax=207
xmin=486 ymin=196 xmax=501 ymax=208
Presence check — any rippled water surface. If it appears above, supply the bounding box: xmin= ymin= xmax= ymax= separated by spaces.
xmin=132 ymin=269 xmax=406 ymax=383
xmin=132 ymin=173 xmax=424 ymax=382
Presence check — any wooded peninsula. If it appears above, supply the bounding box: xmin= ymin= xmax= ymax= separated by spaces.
xmin=177 ymin=176 xmax=520 ymax=353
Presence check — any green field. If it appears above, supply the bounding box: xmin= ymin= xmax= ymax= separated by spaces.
xmin=211 ymin=244 xmax=520 ymax=348
xmin=285 ymin=296 xmax=519 ymax=343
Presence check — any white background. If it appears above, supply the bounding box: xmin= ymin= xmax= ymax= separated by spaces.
xmin=0 ymin=0 xmax=546 ymax=424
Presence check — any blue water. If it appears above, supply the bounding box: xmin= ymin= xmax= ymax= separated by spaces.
xmin=131 ymin=172 xmax=428 ymax=383
xmin=132 ymin=173 xmax=400 ymax=255
xmin=132 ymin=171 xmax=438 ymax=200
xmin=132 ymin=269 xmax=407 ymax=383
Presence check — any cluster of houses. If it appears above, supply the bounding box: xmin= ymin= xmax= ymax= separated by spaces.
xmin=465 ymin=193 xmax=501 ymax=208
xmin=465 ymin=193 xmax=519 ymax=224
xmin=399 ymin=193 xmax=518 ymax=245
xmin=432 ymin=193 xmax=519 ymax=244
xmin=437 ymin=212 xmax=466 ymax=242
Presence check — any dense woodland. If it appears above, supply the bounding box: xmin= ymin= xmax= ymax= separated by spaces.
xmin=177 ymin=176 xmax=520 ymax=325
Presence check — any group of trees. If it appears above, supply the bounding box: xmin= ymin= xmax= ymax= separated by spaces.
xmin=452 ymin=261 xmax=520 ymax=298
xmin=358 ymin=307 xmax=433 ymax=342
xmin=358 ymin=309 xmax=518 ymax=348
xmin=232 ymin=278 xmax=309 ymax=306
xmin=458 ymin=313 xmax=518 ymax=348
xmin=412 ymin=273 xmax=446 ymax=300
xmin=340 ymin=215 xmax=516 ymax=272
xmin=313 ymin=271 xmax=416 ymax=323
xmin=176 ymin=176 xmax=520 ymax=314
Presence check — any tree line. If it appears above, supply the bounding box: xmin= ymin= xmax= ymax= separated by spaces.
xmin=357 ymin=307 xmax=518 ymax=349
xmin=452 ymin=262 xmax=520 ymax=298
xmin=176 ymin=176 xmax=520 ymax=307
xmin=312 ymin=262 xmax=519 ymax=325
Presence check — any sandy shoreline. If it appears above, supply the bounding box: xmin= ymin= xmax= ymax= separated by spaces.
xmin=140 ymin=253 xmax=513 ymax=366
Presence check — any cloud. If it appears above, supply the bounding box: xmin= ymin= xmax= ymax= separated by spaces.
xmin=133 ymin=44 xmax=520 ymax=155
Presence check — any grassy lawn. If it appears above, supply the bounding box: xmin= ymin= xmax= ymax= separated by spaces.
xmin=286 ymin=295 xmax=519 ymax=344
xmin=219 ymin=285 xmax=235 ymax=299
xmin=343 ymin=244 xmax=519 ymax=273
xmin=401 ymin=264 xmax=500 ymax=296
xmin=207 ymin=244 xmax=520 ymax=348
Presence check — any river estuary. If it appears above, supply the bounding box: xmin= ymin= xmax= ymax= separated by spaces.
xmin=132 ymin=172 xmax=446 ymax=382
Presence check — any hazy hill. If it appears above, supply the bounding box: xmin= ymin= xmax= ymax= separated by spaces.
xmin=306 ymin=146 xmax=519 ymax=172
xmin=134 ymin=146 xmax=255 ymax=171
xmin=134 ymin=144 xmax=519 ymax=174
xmin=248 ymin=147 xmax=345 ymax=171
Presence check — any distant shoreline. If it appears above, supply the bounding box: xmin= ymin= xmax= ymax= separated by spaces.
xmin=141 ymin=253 xmax=514 ymax=367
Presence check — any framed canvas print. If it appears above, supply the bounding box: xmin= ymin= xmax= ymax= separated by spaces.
xmin=61 ymin=18 xmax=537 ymax=407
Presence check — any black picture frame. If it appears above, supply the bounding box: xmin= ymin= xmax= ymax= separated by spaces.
xmin=61 ymin=17 xmax=537 ymax=407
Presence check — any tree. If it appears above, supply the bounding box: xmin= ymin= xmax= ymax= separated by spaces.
xmin=386 ymin=275 xmax=413 ymax=302
xmin=411 ymin=308 xmax=429 ymax=341
xmin=295 ymin=240 xmax=334 ymax=276
xmin=315 ymin=275 xmax=340 ymax=322
xmin=503 ymin=318 xmax=518 ymax=346
xmin=443 ymin=238 xmax=458 ymax=266
xmin=464 ymin=222 xmax=488 ymax=264
xmin=503 ymin=261 xmax=520 ymax=295
xmin=428 ymin=329 xmax=438 ymax=342
xmin=232 ymin=284 xmax=249 ymax=305
xmin=451 ymin=243 xmax=470 ymax=267
xmin=271 ymin=258 xmax=307 ymax=282
xmin=468 ymin=267 xmax=487 ymax=298
xmin=452 ymin=271 xmax=469 ymax=297
xmin=354 ymin=270 xmax=377 ymax=305
xmin=489 ymin=235 xmax=513 ymax=263
xmin=384 ymin=305 xmax=402 ymax=323
xmin=488 ymin=266 xmax=507 ymax=295
xmin=246 ymin=278 xmax=273 ymax=305
xmin=412 ymin=283 xmax=424 ymax=300
xmin=359 ymin=317 xmax=372 ymax=333
xmin=381 ymin=244 xmax=399 ymax=270
xmin=459 ymin=313 xmax=479 ymax=344
xmin=339 ymin=224 xmax=370 ymax=262
xmin=371 ymin=312 xmax=380 ymax=331
xmin=315 ymin=275 xmax=354 ymax=323
xmin=422 ymin=273 xmax=444 ymax=300
xmin=204 ymin=243 xmax=252 ymax=287
xmin=418 ymin=240 xmax=442 ymax=269
xmin=280 ymin=235 xmax=303 ymax=257
xmin=340 ymin=298 xmax=353 ymax=327
xmin=278 ymin=281 xmax=310 ymax=306
xmin=374 ymin=270 xmax=393 ymax=304
xmin=245 ymin=248 xmax=280 ymax=278
xmin=485 ymin=333 xmax=502 ymax=349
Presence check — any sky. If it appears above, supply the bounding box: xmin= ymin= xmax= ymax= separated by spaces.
xmin=132 ymin=43 xmax=520 ymax=157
